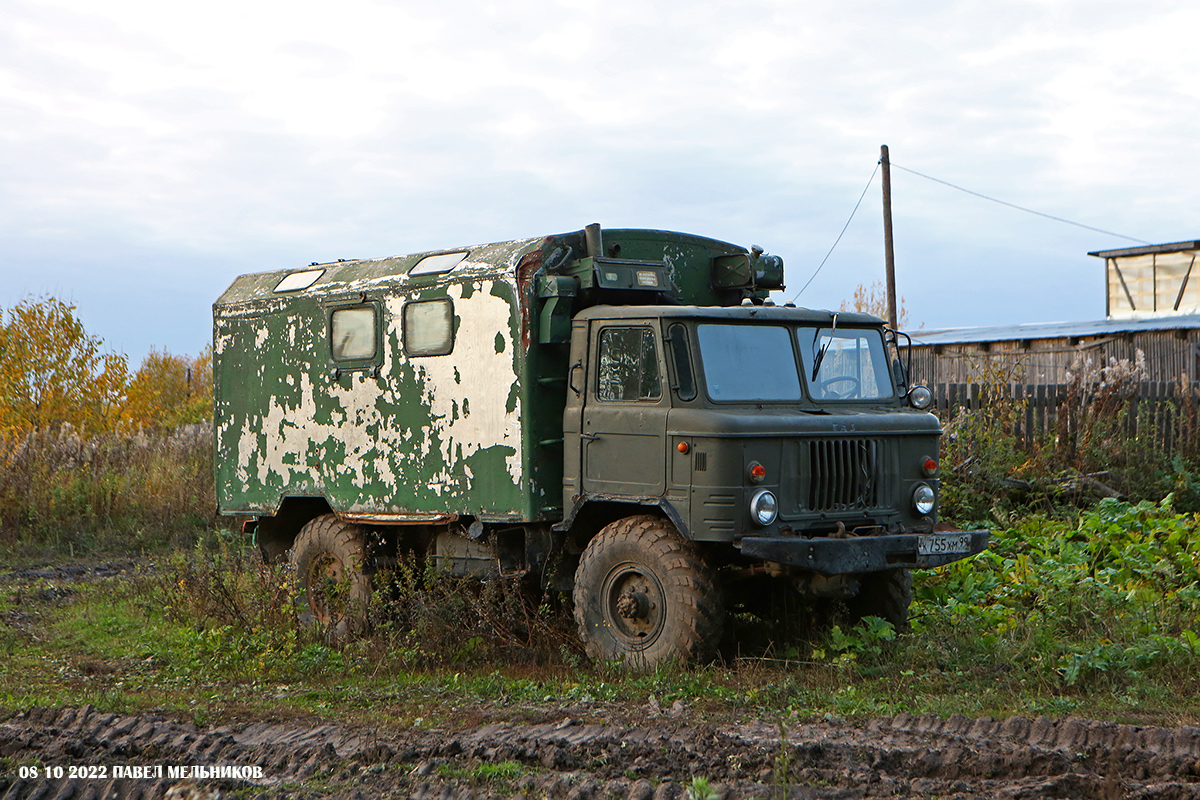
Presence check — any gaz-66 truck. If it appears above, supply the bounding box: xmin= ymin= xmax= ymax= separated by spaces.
xmin=213 ymin=224 xmax=988 ymax=667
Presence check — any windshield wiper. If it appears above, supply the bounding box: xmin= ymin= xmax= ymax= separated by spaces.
xmin=811 ymin=312 xmax=837 ymax=381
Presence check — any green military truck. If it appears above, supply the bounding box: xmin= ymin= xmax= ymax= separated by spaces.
xmin=213 ymin=224 xmax=987 ymax=666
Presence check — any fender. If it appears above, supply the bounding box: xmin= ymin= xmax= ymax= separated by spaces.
xmin=554 ymin=493 xmax=691 ymax=539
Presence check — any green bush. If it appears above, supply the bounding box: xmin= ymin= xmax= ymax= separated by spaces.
xmin=154 ymin=532 xmax=334 ymax=682
xmin=913 ymin=497 xmax=1200 ymax=689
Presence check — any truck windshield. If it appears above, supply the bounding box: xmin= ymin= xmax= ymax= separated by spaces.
xmin=695 ymin=324 xmax=802 ymax=401
xmin=796 ymin=327 xmax=894 ymax=400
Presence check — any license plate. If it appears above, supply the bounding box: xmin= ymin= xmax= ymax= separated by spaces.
xmin=918 ymin=533 xmax=971 ymax=556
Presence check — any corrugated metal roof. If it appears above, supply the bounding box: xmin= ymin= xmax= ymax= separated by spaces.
xmin=907 ymin=315 xmax=1200 ymax=346
xmin=1089 ymin=240 xmax=1200 ymax=258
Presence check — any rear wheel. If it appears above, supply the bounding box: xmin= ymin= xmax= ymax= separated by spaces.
xmin=847 ymin=568 xmax=912 ymax=630
xmin=290 ymin=514 xmax=372 ymax=642
xmin=573 ymin=515 xmax=723 ymax=669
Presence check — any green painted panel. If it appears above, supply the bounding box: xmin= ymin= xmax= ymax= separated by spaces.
xmin=215 ymin=246 xmax=545 ymax=521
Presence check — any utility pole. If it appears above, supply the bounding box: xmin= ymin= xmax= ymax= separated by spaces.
xmin=880 ymin=144 xmax=898 ymax=330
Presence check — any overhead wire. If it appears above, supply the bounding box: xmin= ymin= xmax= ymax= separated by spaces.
xmin=792 ymin=157 xmax=1151 ymax=303
xmin=791 ymin=163 xmax=879 ymax=302
xmin=890 ymin=163 xmax=1151 ymax=245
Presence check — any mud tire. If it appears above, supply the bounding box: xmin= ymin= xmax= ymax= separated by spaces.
xmin=290 ymin=514 xmax=372 ymax=642
xmin=847 ymin=568 xmax=912 ymax=630
xmin=573 ymin=515 xmax=723 ymax=669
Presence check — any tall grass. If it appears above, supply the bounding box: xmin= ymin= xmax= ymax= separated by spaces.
xmin=124 ymin=499 xmax=1200 ymax=713
xmin=372 ymin=559 xmax=580 ymax=668
xmin=0 ymin=424 xmax=215 ymax=553
xmin=939 ymin=350 xmax=1200 ymax=520
xmin=147 ymin=532 xmax=579 ymax=684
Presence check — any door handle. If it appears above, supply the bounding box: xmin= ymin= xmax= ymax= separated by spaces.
xmin=580 ymin=433 xmax=600 ymax=441
xmin=569 ymin=361 xmax=583 ymax=396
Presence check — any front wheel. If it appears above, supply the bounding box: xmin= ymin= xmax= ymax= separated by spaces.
xmin=573 ymin=515 xmax=723 ymax=669
xmin=290 ymin=514 xmax=372 ymax=642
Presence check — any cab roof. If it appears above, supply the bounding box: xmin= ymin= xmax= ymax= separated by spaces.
xmin=575 ymin=304 xmax=885 ymax=326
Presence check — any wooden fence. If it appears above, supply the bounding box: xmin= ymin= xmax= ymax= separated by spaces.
xmin=932 ymin=381 xmax=1200 ymax=457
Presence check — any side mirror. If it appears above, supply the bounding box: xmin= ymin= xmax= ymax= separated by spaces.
xmin=886 ymin=328 xmax=915 ymax=393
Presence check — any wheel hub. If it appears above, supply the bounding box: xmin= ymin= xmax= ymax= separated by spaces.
xmin=601 ymin=562 xmax=666 ymax=648
xmin=616 ymin=591 xmax=649 ymax=620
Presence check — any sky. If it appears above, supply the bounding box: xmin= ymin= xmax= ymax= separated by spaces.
xmin=3 ymin=0 xmax=1198 ymax=363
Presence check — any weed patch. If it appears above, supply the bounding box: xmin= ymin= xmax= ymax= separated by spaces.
xmin=0 ymin=426 xmax=215 ymax=555
xmin=437 ymin=759 xmax=529 ymax=790
xmin=937 ymin=350 xmax=1200 ymax=520
xmin=910 ymin=497 xmax=1200 ymax=694
xmin=3 ymin=499 xmax=1200 ymax=729
xmin=367 ymin=558 xmax=581 ymax=670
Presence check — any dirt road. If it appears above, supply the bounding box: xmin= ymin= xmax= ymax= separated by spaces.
xmin=3 ymin=705 xmax=1200 ymax=799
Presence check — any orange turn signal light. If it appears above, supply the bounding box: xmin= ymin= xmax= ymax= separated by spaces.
xmin=922 ymin=457 xmax=938 ymax=476
xmin=677 ymin=442 xmax=689 ymax=454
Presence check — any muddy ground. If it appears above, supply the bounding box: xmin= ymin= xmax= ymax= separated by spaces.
xmin=4 ymin=563 xmax=1200 ymax=798
xmin=4 ymin=704 xmax=1200 ymax=798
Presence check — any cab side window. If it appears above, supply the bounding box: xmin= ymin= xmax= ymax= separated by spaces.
xmin=666 ymin=323 xmax=696 ymax=401
xmin=597 ymin=327 xmax=661 ymax=401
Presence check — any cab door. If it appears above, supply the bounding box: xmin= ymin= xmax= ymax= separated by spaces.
xmin=580 ymin=321 xmax=669 ymax=497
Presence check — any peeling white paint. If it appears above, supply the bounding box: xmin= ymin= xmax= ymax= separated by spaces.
xmin=235 ymin=417 xmax=256 ymax=485
xmin=225 ymin=275 xmax=524 ymax=515
xmin=251 ymin=365 xmax=394 ymax=493
xmin=393 ymin=279 xmax=524 ymax=488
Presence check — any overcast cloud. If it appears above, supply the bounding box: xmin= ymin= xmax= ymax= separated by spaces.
xmin=2 ymin=0 xmax=1198 ymax=360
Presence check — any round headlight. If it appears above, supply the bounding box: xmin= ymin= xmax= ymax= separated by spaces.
xmin=913 ymin=483 xmax=936 ymax=516
xmin=909 ymin=385 xmax=933 ymax=410
xmin=749 ymin=489 xmax=778 ymax=526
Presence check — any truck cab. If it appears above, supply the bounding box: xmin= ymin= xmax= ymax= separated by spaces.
xmin=558 ymin=303 xmax=986 ymax=664
xmin=564 ymin=305 xmax=944 ymax=542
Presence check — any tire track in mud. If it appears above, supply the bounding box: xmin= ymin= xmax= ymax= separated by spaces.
xmin=1 ymin=706 xmax=1200 ymax=798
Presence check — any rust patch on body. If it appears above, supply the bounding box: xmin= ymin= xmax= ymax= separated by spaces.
xmin=516 ymin=248 xmax=545 ymax=353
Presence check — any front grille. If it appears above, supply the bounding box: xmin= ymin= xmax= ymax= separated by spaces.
xmin=806 ymin=438 xmax=888 ymax=512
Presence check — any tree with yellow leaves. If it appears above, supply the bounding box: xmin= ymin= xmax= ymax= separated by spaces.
xmin=841 ymin=280 xmax=911 ymax=329
xmin=0 ymin=295 xmax=214 ymax=440
xmin=121 ymin=347 xmax=213 ymax=431
xmin=0 ymin=296 xmax=129 ymax=437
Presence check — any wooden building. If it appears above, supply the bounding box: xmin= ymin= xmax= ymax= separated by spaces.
xmin=902 ymin=239 xmax=1200 ymax=453
xmin=908 ymin=239 xmax=1200 ymax=388
xmin=1092 ymin=240 xmax=1200 ymax=319
xmin=907 ymin=315 xmax=1200 ymax=388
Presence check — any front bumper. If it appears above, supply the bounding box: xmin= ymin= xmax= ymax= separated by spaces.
xmin=737 ymin=530 xmax=990 ymax=575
